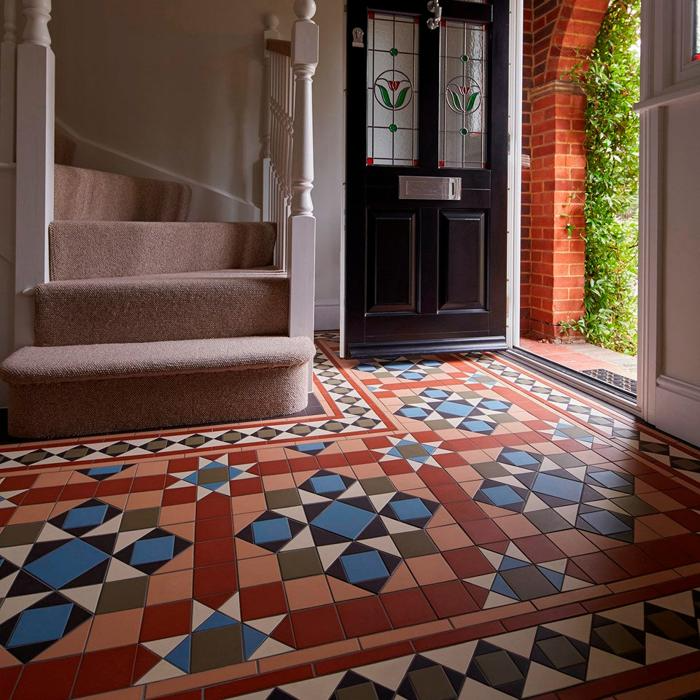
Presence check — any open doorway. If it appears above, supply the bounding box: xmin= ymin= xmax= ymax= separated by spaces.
xmin=515 ymin=0 xmax=640 ymax=401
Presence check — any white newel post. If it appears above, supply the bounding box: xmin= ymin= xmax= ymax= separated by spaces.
xmin=0 ymin=0 xmax=17 ymax=162
xmin=288 ymin=0 xmax=318 ymax=393
xmin=14 ymin=0 xmax=54 ymax=347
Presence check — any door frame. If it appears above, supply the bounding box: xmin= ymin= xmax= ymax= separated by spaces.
xmin=504 ymin=0 xmax=646 ymax=418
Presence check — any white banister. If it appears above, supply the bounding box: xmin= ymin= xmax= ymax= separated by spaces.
xmin=288 ymin=0 xmax=318 ymax=391
xmin=0 ymin=0 xmax=17 ymax=162
xmin=15 ymin=0 xmax=54 ymax=347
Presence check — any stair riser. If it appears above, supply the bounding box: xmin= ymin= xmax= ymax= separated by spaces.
xmin=49 ymin=221 xmax=276 ymax=280
xmin=7 ymin=364 xmax=309 ymax=439
xmin=35 ymin=279 xmax=290 ymax=346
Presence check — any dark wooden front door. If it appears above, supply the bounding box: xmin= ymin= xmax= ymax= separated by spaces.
xmin=344 ymin=0 xmax=509 ymax=357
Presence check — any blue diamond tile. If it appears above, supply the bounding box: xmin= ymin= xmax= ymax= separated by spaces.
xmin=500 ymin=450 xmax=541 ymax=467
xmin=312 ymin=501 xmax=376 ymax=540
xmin=579 ymin=510 xmax=631 ymax=536
xmin=341 ymin=550 xmax=389 ymax=584
xmin=25 ymin=539 xmax=109 ymax=589
xmin=398 ymin=406 xmax=430 ymax=419
xmin=436 ymin=401 xmax=475 ymax=418
xmin=481 ymin=400 xmax=510 ymax=411
xmin=310 ymin=474 xmax=346 ymax=495
xmin=461 ymin=420 xmax=494 ymax=434
xmin=424 ymin=389 xmax=449 ymax=399
xmin=63 ymin=504 xmax=109 ymax=530
xmin=389 ymin=498 xmax=431 ymax=522
xmin=130 ymin=535 xmax=175 ymax=566
xmin=251 ymin=518 xmax=293 ymax=545
xmin=84 ymin=465 xmax=127 ymax=479
xmin=480 ymin=485 xmax=523 ymax=507
xmin=532 ymin=473 xmax=583 ymax=502
xmin=588 ymin=471 xmax=630 ymax=490
xmin=7 ymin=603 xmax=73 ymax=648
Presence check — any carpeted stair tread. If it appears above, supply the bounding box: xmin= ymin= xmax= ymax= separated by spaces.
xmin=0 ymin=336 xmax=315 ymax=385
xmin=34 ymin=273 xmax=290 ymax=345
xmin=50 ymin=221 xmax=277 ymax=280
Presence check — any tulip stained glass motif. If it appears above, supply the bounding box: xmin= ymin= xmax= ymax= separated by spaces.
xmin=366 ymin=12 xmax=420 ymax=167
xmin=439 ymin=21 xmax=488 ymax=169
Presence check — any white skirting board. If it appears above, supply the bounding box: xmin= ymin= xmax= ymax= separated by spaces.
xmin=654 ymin=375 xmax=700 ymax=448
xmin=315 ymin=299 xmax=340 ymax=331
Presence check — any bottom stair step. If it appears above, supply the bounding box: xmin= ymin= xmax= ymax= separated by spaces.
xmin=0 ymin=336 xmax=315 ymax=439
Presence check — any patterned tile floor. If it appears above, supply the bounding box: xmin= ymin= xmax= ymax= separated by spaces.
xmin=0 ymin=334 xmax=699 ymax=699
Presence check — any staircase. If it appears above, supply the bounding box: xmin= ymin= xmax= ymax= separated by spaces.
xmin=0 ymin=165 xmax=315 ymax=439
xmin=1 ymin=1 xmax=320 ymax=440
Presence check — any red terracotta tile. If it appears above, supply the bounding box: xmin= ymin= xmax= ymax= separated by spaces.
xmin=14 ymin=656 xmax=80 ymax=700
xmin=418 ymin=465 xmax=457 ymax=487
xmin=380 ymin=588 xmax=436 ymax=628
xmin=60 ymin=482 xmax=99 ymax=501
xmin=161 ymin=486 xmax=197 ymax=506
xmin=290 ymin=604 xmax=345 ymax=648
xmin=443 ymin=500 xmax=488 ymax=524
xmin=428 ymin=483 xmax=469 ymax=503
xmin=314 ymin=640 xmax=414 ymax=676
xmin=240 ymin=581 xmax=288 ymax=620
xmin=422 ymin=580 xmax=479 ymax=618
xmin=258 ymin=459 xmax=290 ymax=476
xmin=337 ymin=596 xmax=392 ymax=637
xmin=570 ymin=552 xmax=630 ymax=584
xmin=0 ymin=666 xmax=20 ymax=700
xmin=443 ymin=546 xmax=495 ymax=578
xmin=131 ymin=474 xmax=167 ymax=492
xmin=95 ymin=478 xmax=134 ymax=497
xmin=194 ymin=537 xmax=236 ymax=568
xmin=609 ymin=544 xmax=663 ymax=577
xmin=193 ymin=562 xmax=238 ymax=599
xmin=73 ymin=645 xmax=138 ymax=697
xmin=230 ymin=477 xmax=263 ymax=497
xmin=203 ymin=663 xmax=313 ymax=700
xmin=513 ymin=534 xmax=565 ymax=563
xmin=140 ymin=600 xmax=192 ymax=642
xmin=196 ymin=492 xmax=231 ymax=519
xmin=21 ymin=486 xmax=63 ymax=505
xmin=412 ymin=620 xmax=505 ymax=652
xmin=195 ymin=515 xmax=232 ymax=542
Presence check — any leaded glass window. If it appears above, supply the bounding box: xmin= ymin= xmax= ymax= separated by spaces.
xmin=366 ymin=12 xmax=420 ymax=167
xmin=695 ymin=0 xmax=700 ymax=60
xmin=439 ymin=20 xmax=488 ymax=169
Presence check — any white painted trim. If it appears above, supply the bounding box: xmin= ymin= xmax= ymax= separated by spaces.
xmin=636 ymin=78 xmax=700 ymax=112
xmin=506 ymin=0 xmax=523 ymax=348
xmin=315 ymin=299 xmax=340 ymax=331
xmin=338 ymin=5 xmax=348 ymax=358
xmin=54 ymin=118 xmax=260 ymax=220
xmin=656 ymin=375 xmax=700 ymax=447
xmin=637 ymin=106 xmax=663 ymax=426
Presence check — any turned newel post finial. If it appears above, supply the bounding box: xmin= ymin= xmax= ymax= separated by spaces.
xmin=264 ymin=13 xmax=279 ymax=33
xmin=22 ymin=0 xmax=52 ymax=47
xmin=294 ymin=0 xmax=316 ymax=21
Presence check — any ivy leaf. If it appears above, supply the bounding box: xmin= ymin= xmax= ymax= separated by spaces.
xmin=449 ymin=90 xmax=462 ymax=112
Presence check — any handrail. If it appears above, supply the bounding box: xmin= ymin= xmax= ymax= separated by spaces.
xmin=266 ymin=39 xmax=291 ymax=56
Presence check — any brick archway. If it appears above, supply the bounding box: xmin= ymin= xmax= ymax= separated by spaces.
xmin=520 ymin=0 xmax=609 ymax=340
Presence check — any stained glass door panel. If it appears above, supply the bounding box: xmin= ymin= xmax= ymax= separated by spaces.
xmin=366 ymin=12 xmax=420 ymax=166
xmin=439 ymin=20 xmax=488 ymax=169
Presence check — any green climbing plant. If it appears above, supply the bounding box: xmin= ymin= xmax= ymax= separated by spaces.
xmin=564 ymin=0 xmax=641 ymax=355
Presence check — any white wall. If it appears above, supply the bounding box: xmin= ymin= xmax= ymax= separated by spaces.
xmin=51 ymin=0 xmax=344 ymax=327
xmin=639 ymin=1 xmax=700 ymax=446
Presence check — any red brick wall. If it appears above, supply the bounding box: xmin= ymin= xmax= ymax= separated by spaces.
xmin=520 ymin=0 xmax=608 ymax=340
